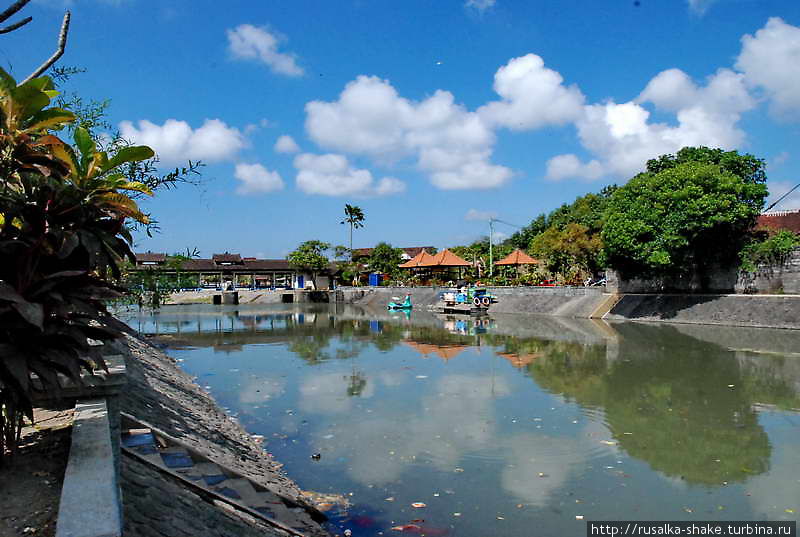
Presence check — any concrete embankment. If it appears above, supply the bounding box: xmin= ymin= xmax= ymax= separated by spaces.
xmin=605 ymin=294 xmax=800 ymax=330
xmin=338 ymin=286 xmax=800 ymax=330
xmin=110 ymin=321 xmax=330 ymax=537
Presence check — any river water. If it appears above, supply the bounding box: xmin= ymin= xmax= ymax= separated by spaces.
xmin=120 ymin=304 xmax=800 ymax=536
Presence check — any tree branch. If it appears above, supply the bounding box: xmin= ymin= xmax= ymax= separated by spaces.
xmin=0 ymin=0 xmax=32 ymax=24
xmin=0 ymin=15 xmax=30 ymax=34
xmin=20 ymin=10 xmax=70 ymax=85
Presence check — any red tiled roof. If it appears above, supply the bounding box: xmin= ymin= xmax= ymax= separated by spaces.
xmin=212 ymin=253 xmax=242 ymax=263
xmin=758 ymin=210 xmax=800 ymax=234
xmin=419 ymin=249 xmax=470 ymax=267
xmin=495 ymin=249 xmax=541 ymax=266
xmin=398 ymin=250 xmax=436 ymax=268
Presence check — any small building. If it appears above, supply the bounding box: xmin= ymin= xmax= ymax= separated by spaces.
xmin=131 ymin=252 xmax=334 ymax=290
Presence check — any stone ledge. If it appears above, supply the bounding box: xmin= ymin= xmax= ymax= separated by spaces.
xmin=56 ymin=399 xmax=122 ymax=537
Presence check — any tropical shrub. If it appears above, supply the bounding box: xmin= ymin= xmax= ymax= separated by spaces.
xmin=0 ymin=68 xmax=154 ymax=463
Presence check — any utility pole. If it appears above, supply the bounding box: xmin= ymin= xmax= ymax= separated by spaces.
xmin=489 ymin=218 xmax=495 ymax=277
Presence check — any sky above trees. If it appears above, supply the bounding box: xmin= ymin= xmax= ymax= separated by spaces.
xmin=5 ymin=0 xmax=799 ymax=257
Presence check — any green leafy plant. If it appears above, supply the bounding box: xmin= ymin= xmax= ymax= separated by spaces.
xmin=0 ymin=68 xmax=154 ymax=463
xmin=740 ymin=230 xmax=800 ymax=273
xmin=602 ymin=147 xmax=768 ymax=283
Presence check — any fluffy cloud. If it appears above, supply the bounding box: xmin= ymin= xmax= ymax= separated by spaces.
xmin=294 ymin=152 xmax=405 ymax=197
xmin=274 ymin=134 xmax=300 ymax=154
xmin=119 ymin=118 xmax=246 ymax=165
xmin=736 ymin=17 xmax=800 ymax=119
xmin=546 ymin=67 xmax=755 ymax=181
xmin=227 ymin=24 xmax=304 ymax=77
xmin=305 ymin=75 xmax=512 ymax=190
xmin=234 ymin=163 xmax=284 ymax=195
xmin=478 ymin=54 xmax=585 ymax=130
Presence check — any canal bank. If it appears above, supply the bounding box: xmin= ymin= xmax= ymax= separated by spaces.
xmin=335 ymin=287 xmax=800 ymax=330
xmin=112 ymin=320 xmax=332 ymax=537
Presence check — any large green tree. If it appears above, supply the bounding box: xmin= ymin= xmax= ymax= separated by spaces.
xmin=530 ymin=223 xmax=602 ymax=281
xmin=340 ymin=204 xmax=365 ymax=260
xmin=602 ymin=147 xmax=768 ymax=282
xmin=287 ymin=240 xmax=331 ymax=287
xmin=367 ymin=242 xmax=404 ymax=276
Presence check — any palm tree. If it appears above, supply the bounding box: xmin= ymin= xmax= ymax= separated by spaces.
xmin=340 ymin=204 xmax=365 ymax=260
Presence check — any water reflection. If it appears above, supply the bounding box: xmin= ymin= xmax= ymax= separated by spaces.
xmin=119 ymin=305 xmax=800 ymax=531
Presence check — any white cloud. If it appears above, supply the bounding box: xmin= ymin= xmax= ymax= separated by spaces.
xmin=294 ymin=152 xmax=405 ymax=197
xmin=478 ymin=54 xmax=585 ymax=130
xmin=227 ymin=24 xmax=304 ymax=77
xmin=274 ymin=134 xmax=300 ymax=154
xmin=234 ymin=163 xmax=284 ymax=195
xmin=305 ymin=75 xmax=512 ymax=190
xmin=546 ymin=67 xmax=755 ymax=181
xmin=119 ymin=118 xmax=246 ymax=165
xmin=687 ymin=0 xmax=716 ymax=15
xmin=546 ymin=154 xmax=604 ymax=182
xmin=465 ymin=0 xmax=495 ymax=11
xmin=465 ymin=209 xmax=497 ymax=221
xmin=736 ymin=17 xmax=800 ymax=119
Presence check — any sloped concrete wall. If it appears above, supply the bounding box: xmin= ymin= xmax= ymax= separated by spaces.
xmin=605 ymin=294 xmax=800 ymax=330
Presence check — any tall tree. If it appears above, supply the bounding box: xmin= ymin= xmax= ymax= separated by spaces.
xmin=602 ymin=147 xmax=768 ymax=283
xmin=340 ymin=204 xmax=365 ymax=260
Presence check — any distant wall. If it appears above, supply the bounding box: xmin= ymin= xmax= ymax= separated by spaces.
xmin=606 ymin=247 xmax=800 ymax=295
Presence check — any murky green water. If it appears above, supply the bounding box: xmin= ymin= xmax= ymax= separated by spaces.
xmin=120 ymin=304 xmax=800 ymax=536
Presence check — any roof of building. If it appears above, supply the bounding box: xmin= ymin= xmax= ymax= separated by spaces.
xmin=419 ymin=249 xmax=470 ymax=267
xmin=758 ymin=210 xmax=800 ymax=234
xmin=135 ymin=252 xmax=167 ymax=263
xmin=495 ymin=249 xmax=541 ymax=266
xmin=398 ymin=250 xmax=436 ymax=268
xmin=212 ymin=253 xmax=243 ymax=263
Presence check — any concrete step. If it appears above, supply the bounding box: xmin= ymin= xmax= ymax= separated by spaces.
xmin=223 ymin=478 xmax=268 ymax=507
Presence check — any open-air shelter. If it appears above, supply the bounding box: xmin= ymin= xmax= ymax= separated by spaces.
xmin=494 ymin=249 xmax=541 ymax=276
xmin=418 ymin=249 xmax=471 ymax=280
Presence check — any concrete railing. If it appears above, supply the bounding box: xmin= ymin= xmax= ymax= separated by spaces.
xmin=31 ymin=354 xmax=127 ymax=537
xmin=56 ymin=399 xmax=122 ymax=537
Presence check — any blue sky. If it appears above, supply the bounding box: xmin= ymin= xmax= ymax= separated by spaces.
xmin=6 ymin=0 xmax=800 ymax=257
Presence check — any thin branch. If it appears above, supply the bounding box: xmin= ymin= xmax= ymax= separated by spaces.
xmin=0 ymin=15 xmax=30 ymax=34
xmin=20 ymin=10 xmax=70 ymax=85
xmin=0 ymin=0 xmax=32 ymax=24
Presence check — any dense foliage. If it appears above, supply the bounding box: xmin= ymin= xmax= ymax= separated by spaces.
xmin=739 ymin=230 xmax=800 ymax=273
xmin=602 ymin=147 xmax=768 ymax=280
xmin=0 ymin=68 xmax=155 ymax=462
xmin=287 ymin=240 xmax=331 ymax=287
xmin=367 ymin=242 xmax=404 ymax=277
